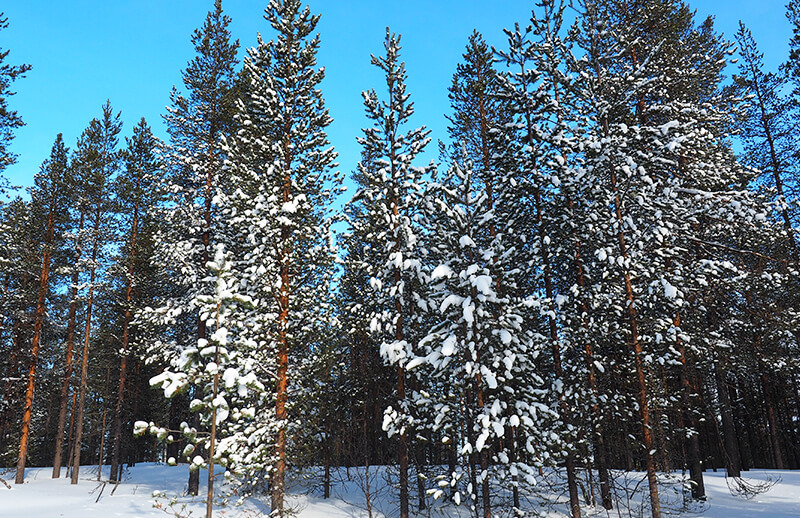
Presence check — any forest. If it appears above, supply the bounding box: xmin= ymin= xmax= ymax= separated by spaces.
xmin=1 ymin=0 xmax=800 ymax=517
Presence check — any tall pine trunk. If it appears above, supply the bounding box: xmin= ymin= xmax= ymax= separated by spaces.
xmin=53 ymin=210 xmax=85 ymax=478
xmin=272 ymin=140 xmax=293 ymax=517
xmin=71 ymin=205 xmax=102 ymax=485
xmin=110 ymin=190 xmax=140 ymax=482
xmin=15 ymin=201 xmax=57 ymax=484
xmin=714 ymin=363 xmax=741 ymax=477
xmin=675 ymin=313 xmax=705 ymax=499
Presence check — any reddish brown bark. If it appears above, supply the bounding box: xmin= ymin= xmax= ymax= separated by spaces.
xmin=272 ymin=109 xmax=293 ymax=517
xmin=15 ymin=202 xmax=58 ymax=484
xmin=71 ymin=204 xmax=102 ymax=485
xmin=97 ymin=368 xmax=110 ymax=480
xmin=385 ymin=56 xmax=410 ymax=518
xmin=53 ymin=209 xmax=85 ymax=478
xmin=110 ymin=186 xmax=140 ymax=483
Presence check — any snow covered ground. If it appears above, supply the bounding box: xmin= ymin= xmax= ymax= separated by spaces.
xmin=2 ymin=463 xmax=799 ymax=517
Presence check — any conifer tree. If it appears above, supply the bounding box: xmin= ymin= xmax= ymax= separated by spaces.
xmin=212 ymin=1 xmax=339 ymax=514
xmin=52 ymin=156 xmax=87 ymax=479
xmin=14 ymin=134 xmax=69 ymax=484
xmin=109 ymin=118 xmax=162 ymax=483
xmin=0 ymin=198 xmax=36 ymax=456
xmin=346 ymin=29 xmax=433 ymax=518
xmin=70 ymin=102 xmax=121 ymax=484
xmin=562 ymin=1 xmax=790 ymax=513
xmin=337 ymin=147 xmax=397 ymax=472
xmin=0 ymin=12 xmax=30 ymax=182
xmin=148 ymin=0 xmax=239 ymax=495
xmin=732 ymin=22 xmax=798 ymax=253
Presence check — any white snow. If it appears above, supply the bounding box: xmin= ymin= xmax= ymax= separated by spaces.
xmin=458 ymin=235 xmax=476 ymax=248
xmin=663 ymin=278 xmax=678 ymax=299
xmin=431 ymin=264 xmax=453 ymax=280
xmin=3 ymin=464 xmax=800 ymax=518
xmin=472 ymin=275 xmax=493 ymax=296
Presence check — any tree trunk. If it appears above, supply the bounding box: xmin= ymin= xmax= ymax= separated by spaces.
xmin=15 ymin=206 xmax=57 ymax=484
xmin=71 ymin=207 xmax=102 ymax=485
xmin=206 ymin=307 xmax=221 ymax=518
xmin=761 ymin=373 xmax=785 ymax=469
xmin=97 ymin=368 xmax=111 ymax=481
xmin=110 ymin=194 xmax=140 ymax=483
xmin=53 ymin=210 xmax=85 ymax=478
xmin=675 ymin=314 xmax=705 ymax=499
xmin=272 ymin=142 xmax=293 ymax=517
xmin=714 ymin=364 xmax=741 ymax=477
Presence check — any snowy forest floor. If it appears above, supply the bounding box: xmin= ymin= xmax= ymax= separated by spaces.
xmin=2 ymin=463 xmax=800 ymax=518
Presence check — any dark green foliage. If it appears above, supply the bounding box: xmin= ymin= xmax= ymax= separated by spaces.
xmin=0 ymin=12 xmax=30 ymax=180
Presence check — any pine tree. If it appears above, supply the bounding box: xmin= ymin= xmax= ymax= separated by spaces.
xmin=213 ymin=1 xmax=339 ymax=514
xmin=346 ymin=28 xmax=434 ymax=518
xmin=732 ymin=22 xmax=798 ymax=255
xmin=14 ymin=134 xmax=70 ymax=483
xmin=147 ymin=0 xmax=239 ymax=495
xmin=562 ymin=1 xmax=790 ymax=513
xmin=495 ymin=5 xmax=591 ymax=514
xmin=337 ymin=147 xmax=398 ymax=472
xmin=52 ymin=155 xmax=86 ymax=479
xmin=147 ymin=244 xmax=257 ymax=518
xmin=0 ymin=12 xmax=31 ymax=182
xmin=70 ymin=101 xmax=122 ymax=484
xmin=108 ymin=118 xmax=162 ymax=483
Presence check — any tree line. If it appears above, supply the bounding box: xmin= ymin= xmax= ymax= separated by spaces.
xmin=2 ymin=1 xmax=800 ymax=518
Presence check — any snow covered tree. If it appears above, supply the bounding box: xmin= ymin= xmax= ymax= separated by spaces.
xmin=494 ymin=4 xmax=595 ymax=514
xmin=147 ymin=0 xmax=239 ymax=495
xmin=345 ymin=28 xmax=434 ymax=518
xmin=554 ymin=1 xmax=794 ymax=512
xmin=336 ymin=147 xmax=399 ymax=473
xmin=147 ymin=244 xmax=259 ymax=518
xmin=0 ymin=198 xmax=37 ymax=461
xmin=214 ymin=1 xmax=339 ymax=514
xmin=415 ymin=150 xmax=557 ymax=516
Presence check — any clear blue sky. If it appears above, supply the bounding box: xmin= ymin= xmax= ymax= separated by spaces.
xmin=0 ymin=0 xmax=792 ymax=195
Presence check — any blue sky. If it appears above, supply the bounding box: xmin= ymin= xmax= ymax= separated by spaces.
xmin=0 ymin=0 xmax=792 ymax=196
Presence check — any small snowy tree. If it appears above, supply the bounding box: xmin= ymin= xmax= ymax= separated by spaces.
xmin=145 ymin=245 xmax=260 ymax=518
xmin=415 ymin=154 xmax=555 ymax=516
